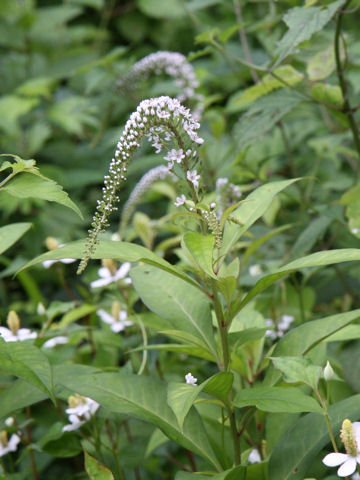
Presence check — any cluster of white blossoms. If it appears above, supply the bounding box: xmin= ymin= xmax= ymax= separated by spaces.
xmin=120 ymin=165 xmax=174 ymax=235
xmin=119 ymin=51 xmax=201 ymax=106
xmin=323 ymin=419 xmax=360 ymax=477
xmin=78 ymin=96 xmax=204 ymax=274
xmin=265 ymin=314 xmax=294 ymax=339
xmin=62 ymin=394 xmax=99 ymax=432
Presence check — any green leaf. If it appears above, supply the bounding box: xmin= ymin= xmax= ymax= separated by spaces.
xmin=0 ymin=95 xmax=39 ymax=135
xmin=233 ymin=386 xmax=322 ymax=414
xmin=175 ymin=466 xmax=246 ymax=480
xmin=275 ymin=0 xmax=345 ymax=66
xmin=48 ymin=96 xmax=98 ymax=135
xmin=145 ymin=429 xmax=169 ymax=457
xmin=0 ymin=339 xmax=55 ymax=402
xmin=264 ymin=309 xmax=360 ymax=386
xmin=57 ymin=304 xmax=97 ymax=328
xmin=0 ymin=379 xmax=47 ymax=421
xmin=289 ymin=216 xmax=332 ymax=260
xmin=2 ymin=173 xmax=83 ymax=218
xmin=85 ymin=451 xmax=114 ymax=480
xmin=130 ymin=264 xmax=218 ymax=361
xmin=307 ymin=46 xmax=336 ymax=81
xmin=167 ymin=372 xmax=233 ymax=430
xmin=55 ymin=366 xmax=222 ymax=470
xmin=16 ymin=77 xmax=57 ymax=99
xmin=268 ymin=394 xmax=360 ymax=480
xmin=0 ymin=222 xmax=32 ymax=255
xmin=278 ymin=248 xmax=360 ymax=272
xmin=20 ymin=239 xmax=201 ymax=290
xmin=182 ymin=232 xmax=216 ymax=278
xmin=311 ymin=83 xmax=343 ymax=108
xmin=234 ymin=66 xmax=303 ymax=109
xmin=270 ymin=357 xmax=323 ymax=390
xmin=221 ymin=178 xmax=301 ymax=258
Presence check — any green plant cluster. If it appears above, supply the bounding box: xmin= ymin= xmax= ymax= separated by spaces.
xmin=1 ymin=0 xmax=360 ymax=479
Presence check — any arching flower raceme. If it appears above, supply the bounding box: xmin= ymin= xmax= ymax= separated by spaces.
xmin=78 ymin=96 xmax=204 ymax=274
xmin=323 ymin=419 xmax=360 ymax=477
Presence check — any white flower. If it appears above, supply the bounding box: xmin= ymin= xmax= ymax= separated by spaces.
xmin=164 ymin=148 xmax=185 ymax=168
xmin=4 ymin=417 xmax=14 ymax=427
xmin=0 ymin=432 xmax=20 ymax=457
xmin=90 ymin=262 xmax=131 ymax=288
xmin=249 ymin=265 xmax=262 ymax=276
xmin=187 ymin=170 xmax=200 ymax=189
xmin=352 ymin=228 xmax=360 ymax=235
xmin=62 ymin=395 xmax=99 ymax=432
xmin=323 ymin=420 xmax=360 ymax=477
xmin=185 ymin=373 xmax=197 ymax=386
xmin=248 ymin=448 xmax=261 ymax=463
xmin=174 ymin=194 xmax=186 ymax=207
xmin=278 ymin=314 xmax=294 ymax=331
xmin=97 ymin=308 xmax=133 ymax=333
xmin=0 ymin=327 xmax=37 ymax=342
xmin=43 ymin=336 xmax=69 ymax=348
xmin=352 ymin=472 xmax=360 ymax=479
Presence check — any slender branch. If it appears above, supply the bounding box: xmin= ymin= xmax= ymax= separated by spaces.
xmin=334 ymin=1 xmax=360 ymax=167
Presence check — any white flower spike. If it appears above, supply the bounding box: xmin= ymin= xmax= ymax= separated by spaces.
xmin=323 ymin=419 xmax=360 ymax=477
xmin=185 ymin=373 xmax=197 ymax=386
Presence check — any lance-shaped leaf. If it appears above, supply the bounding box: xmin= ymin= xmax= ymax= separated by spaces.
xmin=233 ymin=386 xmax=322 ymax=414
xmin=221 ymin=178 xmax=301 ymax=259
xmin=0 ymin=339 xmax=55 ymax=402
xmin=55 ymin=366 xmax=222 ymax=471
xmin=167 ymin=372 xmax=233 ymax=429
xmin=131 ymin=264 xmax=218 ymax=361
xmin=0 ymin=379 xmax=47 ymax=421
xmin=269 ymin=394 xmax=360 ymax=480
xmin=269 ymin=357 xmax=323 ymax=391
xmin=85 ymin=451 xmax=114 ymax=480
xmin=182 ymin=232 xmax=216 ymax=278
xmin=19 ymin=239 xmax=201 ymax=290
xmin=0 ymin=222 xmax=32 ymax=255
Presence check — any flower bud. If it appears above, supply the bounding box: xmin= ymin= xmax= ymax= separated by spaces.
xmin=4 ymin=417 xmax=14 ymax=427
xmin=0 ymin=431 xmax=8 ymax=446
xmin=45 ymin=237 xmax=59 ymax=251
xmin=37 ymin=302 xmax=46 ymax=316
xmin=101 ymin=258 xmax=116 ymax=274
xmin=111 ymin=301 xmax=122 ymax=320
xmin=323 ymin=361 xmax=335 ymax=381
xmin=7 ymin=311 xmax=20 ymax=334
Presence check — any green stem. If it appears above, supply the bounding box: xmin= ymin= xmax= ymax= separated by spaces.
xmin=334 ymin=1 xmax=360 ymax=170
xmin=315 ymin=390 xmax=338 ymax=453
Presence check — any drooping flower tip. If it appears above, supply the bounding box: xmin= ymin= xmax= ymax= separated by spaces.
xmin=185 ymin=373 xmax=197 ymax=386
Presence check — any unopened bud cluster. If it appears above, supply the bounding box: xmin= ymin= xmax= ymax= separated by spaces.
xmin=78 ymin=96 xmax=204 ymax=273
xmin=200 ymin=203 xmax=222 ymax=248
xmin=120 ymin=165 xmax=174 ymax=235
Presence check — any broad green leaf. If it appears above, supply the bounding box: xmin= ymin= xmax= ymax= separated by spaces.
xmin=0 ymin=154 xmax=38 ymax=175
xmin=268 ymin=394 xmax=360 ymax=480
xmin=278 ymin=249 xmax=360 ymax=272
xmin=229 ymin=328 xmax=267 ymax=350
xmin=20 ymin=239 xmax=201 ymax=290
xmin=48 ymin=96 xmax=98 ymax=135
xmin=16 ymin=77 xmax=57 ymax=99
xmin=233 ymin=386 xmax=322 ymax=414
xmin=221 ymin=179 xmax=301 ymax=258
xmin=0 ymin=379 xmax=47 ymax=421
xmin=0 ymin=222 xmax=32 ymax=255
xmin=311 ymin=83 xmax=343 ymax=108
xmin=0 ymin=339 xmax=55 ymax=402
xmin=2 ymin=173 xmax=83 ymax=218
xmin=55 ymin=366 xmax=222 ymax=470
xmin=270 ymin=357 xmax=323 ymax=390
xmin=0 ymin=95 xmax=39 ymax=135
xmin=130 ymin=343 xmax=216 ymax=362
xmin=182 ymin=232 xmax=216 ymax=278
xmin=264 ymin=309 xmax=360 ymax=386
xmin=202 ymin=372 xmax=233 ymax=404
xmin=275 ymin=0 xmax=345 ymax=65
xmin=130 ymin=264 xmax=218 ymax=361
xmin=84 ymin=451 xmax=114 ymax=480
xmin=137 ymin=0 xmax=184 ymax=18
xmin=307 ymin=46 xmax=336 ymax=80
xmin=145 ymin=429 xmax=169 ymax=457
xmin=243 ymin=224 xmax=292 ymax=265
xmin=57 ymin=304 xmax=97 ymax=328
xmin=234 ymin=66 xmax=303 ymax=109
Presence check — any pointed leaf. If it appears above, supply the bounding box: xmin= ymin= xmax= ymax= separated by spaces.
xmin=270 ymin=357 xmax=323 ymax=390
xmin=85 ymin=451 xmax=114 ymax=480
xmin=234 ymin=386 xmax=322 ymax=414
xmin=182 ymin=232 xmax=216 ymax=278
xmin=130 ymin=264 xmax=218 ymax=361
xmin=0 ymin=222 xmax=32 ymax=255
xmin=278 ymin=248 xmax=360 ymax=272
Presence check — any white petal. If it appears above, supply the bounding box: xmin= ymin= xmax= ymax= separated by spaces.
xmin=338 ymin=457 xmax=357 ymax=477
xmin=90 ymin=277 xmax=112 ymax=288
xmin=0 ymin=327 xmax=12 ymax=340
xmin=115 ymin=262 xmax=131 ymax=280
xmin=323 ymin=452 xmax=349 ymax=467
xmin=61 ymin=258 xmax=76 ymax=264
xmin=111 ymin=323 xmax=125 ymax=333
xmin=97 ymin=309 xmax=114 ymax=325
xmin=42 ymin=260 xmax=56 ymax=268
xmin=98 ymin=267 xmax=111 ymax=279
xmin=7 ymin=434 xmax=20 ymax=452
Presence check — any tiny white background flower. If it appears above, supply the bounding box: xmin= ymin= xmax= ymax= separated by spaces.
xmin=43 ymin=336 xmax=69 ymax=348
xmin=174 ymin=194 xmax=186 ymax=207
xmin=248 ymin=448 xmax=261 ymax=464
xmin=97 ymin=309 xmax=133 ymax=333
xmin=90 ymin=262 xmax=131 ymax=288
xmin=185 ymin=372 xmax=197 ymax=386
xmin=0 ymin=433 xmax=21 ymax=457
